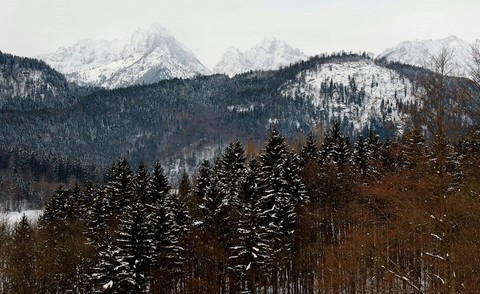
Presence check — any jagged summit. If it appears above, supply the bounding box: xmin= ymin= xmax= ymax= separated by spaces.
xmin=39 ymin=24 xmax=210 ymax=88
xmin=213 ymin=38 xmax=308 ymax=76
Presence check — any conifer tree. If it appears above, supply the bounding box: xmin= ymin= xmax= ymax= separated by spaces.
xmin=354 ymin=135 xmax=371 ymax=178
xmin=401 ymin=128 xmax=428 ymax=170
xmin=258 ymin=130 xmax=306 ymax=252
xmin=91 ymin=234 xmax=118 ymax=293
xmin=195 ymin=160 xmax=224 ymax=235
xmin=106 ymin=159 xmax=133 ymax=216
xmin=148 ymin=161 xmax=184 ymax=291
xmin=299 ymin=132 xmax=319 ymax=167
xmin=115 ymin=200 xmax=154 ymax=293
xmin=320 ymin=121 xmax=352 ymax=165
xmin=216 ymin=141 xmax=248 ymax=245
xmin=229 ymin=160 xmax=270 ymax=292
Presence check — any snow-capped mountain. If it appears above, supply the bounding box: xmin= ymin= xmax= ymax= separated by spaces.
xmin=281 ymin=58 xmax=416 ymax=135
xmin=213 ymin=38 xmax=308 ymax=76
xmin=39 ymin=24 xmax=210 ymax=88
xmin=379 ymin=36 xmax=475 ymax=77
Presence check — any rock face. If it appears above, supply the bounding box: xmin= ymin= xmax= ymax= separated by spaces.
xmin=38 ymin=24 xmax=210 ymax=88
xmin=213 ymin=38 xmax=308 ymax=76
xmin=379 ymin=36 xmax=475 ymax=77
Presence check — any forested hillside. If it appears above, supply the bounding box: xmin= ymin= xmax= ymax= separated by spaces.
xmin=3 ymin=52 xmax=475 ymax=180
xmin=0 ymin=51 xmax=93 ymax=110
xmin=1 ymin=125 xmax=479 ymax=293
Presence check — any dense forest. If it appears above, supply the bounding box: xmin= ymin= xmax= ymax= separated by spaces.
xmin=0 ymin=147 xmax=104 ymax=211
xmin=1 ymin=123 xmax=480 ymax=293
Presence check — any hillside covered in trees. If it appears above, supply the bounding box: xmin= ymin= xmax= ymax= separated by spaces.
xmin=1 ymin=124 xmax=480 ymax=293
xmin=1 ymin=49 xmax=479 ymax=211
xmin=3 ymin=52 xmax=475 ymax=178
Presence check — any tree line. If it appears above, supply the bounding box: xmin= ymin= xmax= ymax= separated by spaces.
xmin=1 ymin=122 xmax=480 ymax=293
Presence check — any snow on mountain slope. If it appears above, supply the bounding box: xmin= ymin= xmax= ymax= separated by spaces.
xmin=281 ymin=58 xmax=416 ymax=135
xmin=379 ymin=36 xmax=473 ymax=77
xmin=213 ymin=38 xmax=308 ymax=76
xmin=39 ymin=24 xmax=210 ymax=88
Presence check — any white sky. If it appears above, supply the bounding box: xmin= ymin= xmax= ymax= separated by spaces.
xmin=1 ymin=0 xmax=479 ymax=69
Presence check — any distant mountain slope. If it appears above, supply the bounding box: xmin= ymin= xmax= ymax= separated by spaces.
xmin=0 ymin=53 xmax=448 ymax=177
xmin=39 ymin=24 xmax=210 ymax=88
xmin=379 ymin=36 xmax=475 ymax=77
xmin=213 ymin=38 xmax=308 ymax=76
xmin=0 ymin=51 xmax=76 ymax=110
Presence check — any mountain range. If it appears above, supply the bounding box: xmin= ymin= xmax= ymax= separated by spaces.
xmin=39 ymin=24 xmax=310 ymax=88
xmin=213 ymin=38 xmax=308 ymax=76
xmin=38 ymin=24 xmax=210 ymax=89
xmin=39 ymin=27 xmax=480 ymax=90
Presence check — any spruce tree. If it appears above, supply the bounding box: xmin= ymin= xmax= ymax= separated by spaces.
xmin=148 ymin=161 xmax=184 ymax=291
xmin=229 ymin=160 xmax=270 ymax=292
xmin=258 ymin=130 xmax=306 ymax=253
xmin=216 ymin=141 xmax=248 ymax=245
xmin=114 ymin=161 xmax=154 ymax=293
xmin=106 ymin=159 xmax=133 ymax=216
xmin=353 ymin=135 xmax=371 ymax=178
xmin=115 ymin=200 xmax=154 ymax=293
xmin=299 ymin=132 xmax=319 ymax=167
xmin=195 ymin=160 xmax=223 ymax=235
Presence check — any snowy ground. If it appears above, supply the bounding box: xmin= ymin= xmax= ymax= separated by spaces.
xmin=0 ymin=210 xmax=42 ymax=227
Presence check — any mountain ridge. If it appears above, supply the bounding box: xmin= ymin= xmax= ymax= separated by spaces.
xmin=378 ymin=36 xmax=476 ymax=77
xmin=39 ymin=24 xmax=210 ymax=88
xmin=213 ymin=38 xmax=309 ymax=76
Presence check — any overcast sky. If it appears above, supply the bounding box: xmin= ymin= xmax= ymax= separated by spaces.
xmin=1 ymin=0 xmax=479 ymax=68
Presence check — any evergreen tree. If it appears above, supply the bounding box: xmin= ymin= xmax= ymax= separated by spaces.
xmin=401 ymin=128 xmax=428 ymax=170
xmin=353 ymin=135 xmax=371 ymax=178
xmin=195 ymin=160 xmax=224 ymax=235
xmin=320 ymin=121 xmax=352 ymax=165
xmin=114 ymin=161 xmax=154 ymax=293
xmin=217 ymin=141 xmax=248 ymax=203
xmin=216 ymin=141 xmax=248 ymax=245
xmin=115 ymin=200 xmax=154 ymax=293
xmin=133 ymin=162 xmax=150 ymax=205
xmin=229 ymin=160 xmax=270 ymax=292
xmin=148 ymin=161 xmax=184 ymax=291
xmin=91 ymin=234 xmax=118 ymax=293
xmin=299 ymin=132 xmax=319 ymax=167
xmin=258 ymin=130 xmax=307 ymax=253
xmin=38 ymin=186 xmax=69 ymax=228
xmin=106 ymin=159 xmax=133 ymax=216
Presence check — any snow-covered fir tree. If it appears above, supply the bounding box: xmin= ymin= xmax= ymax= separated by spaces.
xmin=148 ymin=161 xmax=185 ymax=291
xmin=229 ymin=159 xmax=270 ymax=293
xmin=258 ymin=130 xmax=307 ymax=254
xmin=299 ymin=132 xmax=320 ymax=167
xmin=114 ymin=163 xmax=154 ymax=293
